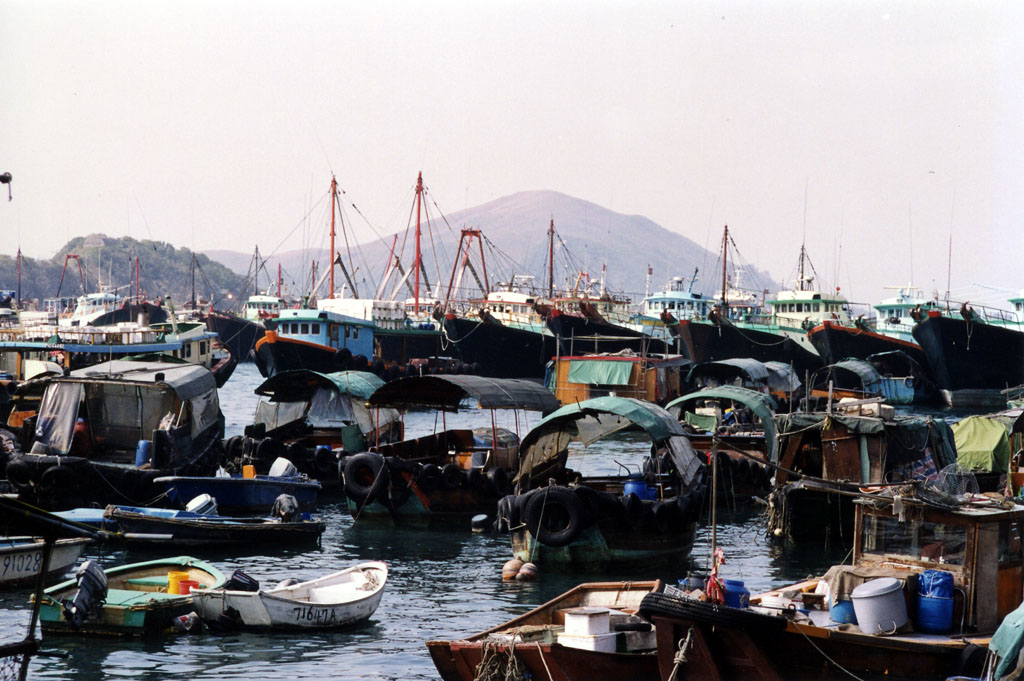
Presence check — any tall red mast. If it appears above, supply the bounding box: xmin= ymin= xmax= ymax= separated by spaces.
xmin=329 ymin=176 xmax=337 ymax=299
xmin=277 ymin=263 xmax=282 ymax=298
xmin=548 ymin=219 xmax=555 ymax=299
xmin=414 ymin=172 xmax=424 ymax=314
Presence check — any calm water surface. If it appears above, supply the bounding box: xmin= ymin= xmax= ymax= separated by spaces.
xmin=1 ymin=363 xmax=853 ymax=679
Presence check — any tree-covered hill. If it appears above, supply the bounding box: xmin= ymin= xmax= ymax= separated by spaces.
xmin=0 ymin=235 xmax=247 ymax=311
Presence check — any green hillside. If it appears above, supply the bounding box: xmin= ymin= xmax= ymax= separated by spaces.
xmin=0 ymin=235 xmax=247 ymax=311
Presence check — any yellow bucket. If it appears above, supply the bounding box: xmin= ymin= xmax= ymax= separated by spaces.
xmin=242 ymin=465 xmax=256 ymax=479
xmin=167 ymin=571 xmax=190 ymax=595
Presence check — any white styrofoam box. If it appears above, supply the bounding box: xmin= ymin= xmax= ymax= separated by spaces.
xmin=563 ymin=607 xmax=610 ymax=635
xmin=556 ymin=631 xmax=618 ymax=653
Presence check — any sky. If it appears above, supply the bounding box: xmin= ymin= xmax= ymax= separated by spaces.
xmin=2 ymin=0 xmax=1022 ymax=308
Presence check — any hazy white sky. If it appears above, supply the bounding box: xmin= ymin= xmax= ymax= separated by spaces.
xmin=2 ymin=0 xmax=1022 ymax=306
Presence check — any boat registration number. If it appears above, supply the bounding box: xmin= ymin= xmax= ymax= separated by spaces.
xmin=293 ymin=605 xmax=338 ymax=625
xmin=1 ymin=552 xmax=42 ymax=578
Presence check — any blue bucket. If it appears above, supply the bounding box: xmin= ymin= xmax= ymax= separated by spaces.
xmin=918 ymin=570 xmax=955 ymax=633
xmin=135 ymin=439 xmax=152 ymax=467
xmin=721 ymin=579 xmax=750 ymax=609
xmin=830 ymin=599 xmax=857 ymax=624
xmin=623 ymin=479 xmax=651 ymax=500
xmin=919 ymin=570 xmax=954 ymax=598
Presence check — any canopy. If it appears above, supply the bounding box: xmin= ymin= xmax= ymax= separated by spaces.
xmin=566 ymin=358 xmax=634 ymax=385
xmin=255 ymin=370 xmax=384 ymax=401
xmin=69 ymin=360 xmax=216 ymax=400
xmin=763 ymin=361 xmax=802 ymax=394
xmin=953 ymin=415 xmax=1011 ymax=474
xmin=368 ymin=375 xmax=559 ymax=413
xmin=822 ymin=360 xmax=883 ymax=390
xmin=665 ymin=386 xmax=778 ymax=460
xmin=687 ymin=358 xmax=769 ymax=385
xmin=516 ymin=396 xmax=702 ymax=486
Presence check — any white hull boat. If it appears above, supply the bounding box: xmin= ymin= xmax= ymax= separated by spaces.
xmin=0 ymin=537 xmax=92 ymax=588
xmin=193 ymin=561 xmax=387 ymax=630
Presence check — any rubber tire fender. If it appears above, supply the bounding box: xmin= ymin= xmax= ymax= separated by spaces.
xmin=6 ymin=459 xmax=33 ymax=491
xmin=441 ymin=463 xmax=463 ymax=490
xmin=467 ymin=467 xmax=488 ymax=492
xmin=312 ymin=446 xmax=337 ymax=478
xmin=652 ymin=499 xmax=682 ymax=533
xmin=621 ymin=492 xmax=646 ymax=529
xmin=417 ymin=463 xmax=442 ymax=493
xmin=342 ymin=452 xmax=390 ymax=505
xmin=38 ymin=465 xmax=74 ymax=502
xmin=486 ymin=467 xmax=512 ymax=497
xmin=523 ymin=486 xmax=585 ymax=548
xmin=255 ymin=437 xmax=283 ymax=465
xmin=224 ymin=435 xmax=244 ymax=462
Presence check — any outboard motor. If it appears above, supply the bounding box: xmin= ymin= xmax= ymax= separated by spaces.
xmin=270 ymin=493 xmax=300 ymax=522
xmin=63 ymin=561 xmax=108 ymax=630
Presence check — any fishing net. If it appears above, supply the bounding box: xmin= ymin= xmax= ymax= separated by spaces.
xmin=932 ymin=463 xmax=980 ymax=498
xmin=0 ymin=639 xmax=35 ymax=681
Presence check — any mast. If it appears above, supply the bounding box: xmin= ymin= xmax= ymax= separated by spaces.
xmin=277 ymin=263 xmax=282 ymax=298
xmin=329 ymin=176 xmax=337 ymax=299
xmin=720 ymin=224 xmax=729 ymax=307
xmin=548 ymin=219 xmax=555 ymax=299
xmin=16 ymin=247 xmax=21 ymax=307
xmin=135 ymin=256 xmax=140 ymax=303
xmin=797 ymin=243 xmax=807 ymax=291
xmin=414 ymin=172 xmax=424 ymax=314
xmin=190 ymin=253 xmax=196 ymax=310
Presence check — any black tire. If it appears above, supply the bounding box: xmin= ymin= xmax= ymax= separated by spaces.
xmin=571 ymin=485 xmax=606 ymax=529
xmin=652 ymin=499 xmax=682 ymax=533
xmin=441 ymin=463 xmax=463 ymax=490
xmin=676 ymin=492 xmax=692 ymax=520
xmin=524 ymin=486 xmax=585 ymax=548
xmin=487 ymin=467 xmax=512 ymax=497
xmin=342 ymin=452 xmax=390 ymax=505
xmin=496 ymin=494 xmax=519 ymax=532
xmin=638 ymin=592 xmax=787 ymax=633
xmin=467 ymin=467 xmax=487 ymax=491
xmin=6 ymin=459 xmax=33 ymax=491
xmin=621 ymin=492 xmax=646 ymax=529
xmin=333 ymin=348 xmax=352 ymax=371
xmin=389 ymin=474 xmax=412 ymax=508
xmin=38 ymin=465 xmax=74 ymax=503
xmin=255 ymin=437 xmax=283 ymax=465
xmin=312 ymin=446 xmax=337 ymax=478
xmin=417 ymin=463 xmax=442 ymax=493
xmin=224 ymin=435 xmax=244 ymax=462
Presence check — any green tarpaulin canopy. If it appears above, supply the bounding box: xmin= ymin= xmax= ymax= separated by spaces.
xmin=567 ymin=359 xmax=634 ymax=385
xmin=953 ymin=415 xmax=1011 ymax=474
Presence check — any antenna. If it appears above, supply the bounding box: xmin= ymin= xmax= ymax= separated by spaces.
xmin=908 ymin=204 xmax=914 ymax=288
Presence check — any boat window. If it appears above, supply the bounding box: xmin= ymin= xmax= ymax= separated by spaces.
xmin=329 ymin=325 xmax=338 ymax=342
xmin=353 ymin=328 xmax=359 ymax=340
xmin=184 ymin=344 xmax=192 ymax=358
xmin=345 ymin=326 xmax=351 ymax=339
xmin=200 ymin=341 xmax=207 ymax=355
xmin=254 ymin=398 xmax=310 ymax=431
xmin=312 ymin=323 xmax=320 ymax=335
xmin=861 ymin=513 xmax=967 ymax=566
xmin=301 ymin=323 xmax=309 ymax=335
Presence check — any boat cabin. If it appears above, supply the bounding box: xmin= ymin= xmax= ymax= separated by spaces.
xmin=265 ymin=308 xmax=374 ymax=359
xmin=852 ymin=494 xmax=1024 ymax=632
xmin=546 ymin=353 xmax=690 ymax=406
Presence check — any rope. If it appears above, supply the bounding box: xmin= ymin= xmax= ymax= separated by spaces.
xmin=533 ymin=642 xmax=553 ymax=681
xmin=790 ymin=620 xmax=867 ymax=681
xmin=666 ymin=629 xmax=694 ymax=681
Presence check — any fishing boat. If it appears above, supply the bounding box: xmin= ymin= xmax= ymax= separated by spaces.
xmin=639 ymin=486 xmax=1024 ymax=681
xmin=340 ymin=374 xmax=559 ymax=522
xmin=427 ymin=579 xmax=663 ymax=681
xmin=192 ymin=561 xmax=387 ymax=630
xmin=154 ymin=467 xmax=321 ymax=514
xmin=503 ymin=396 xmax=706 ymax=571
xmin=253 ymin=307 xmax=375 ymax=379
xmin=101 ymin=502 xmax=325 ymax=547
xmin=666 ymin=386 xmax=778 ymax=501
xmin=0 ymin=537 xmax=92 ymax=589
xmin=5 ymin=360 xmax=224 ymax=510
xmin=767 ymin=408 xmax=958 ymax=543
xmin=912 ymin=298 xmax=1024 ymax=407
xmin=37 ymin=555 xmax=226 ymax=636
xmin=546 ymin=352 xmax=691 ymax=406
xmin=232 ymin=369 xmax=401 ymax=484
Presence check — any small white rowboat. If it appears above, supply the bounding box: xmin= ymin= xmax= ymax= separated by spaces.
xmin=193 ymin=561 xmax=387 ymax=630
xmin=0 ymin=537 xmax=92 ymax=589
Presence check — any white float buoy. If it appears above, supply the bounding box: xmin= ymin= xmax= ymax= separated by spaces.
xmin=517 ymin=562 xmax=539 ymax=581
xmin=502 ymin=558 xmax=524 ymax=581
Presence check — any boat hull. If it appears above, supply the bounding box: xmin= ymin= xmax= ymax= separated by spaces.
xmin=912 ymin=313 xmax=1024 ymax=392
xmin=193 ymin=562 xmax=387 ymax=630
xmin=203 ymin=311 xmax=265 ymax=363
xmin=807 ymin=320 xmax=927 ymax=366
xmin=0 ymin=538 xmax=92 ymax=588
xmin=106 ymin=509 xmax=325 ymax=547
xmin=432 ymin=640 xmax=660 ymax=681
xmin=642 ymin=593 xmax=969 ymax=681
xmin=680 ymin=320 xmax=821 ymax=374
xmin=546 ymin=313 xmax=673 ymax=356
xmin=441 ymin=315 xmax=556 ymax=378
xmin=153 ymin=475 xmax=321 ymax=514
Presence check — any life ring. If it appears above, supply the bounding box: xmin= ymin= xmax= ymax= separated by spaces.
xmin=487 ymin=467 xmax=512 ymax=497
xmin=524 ymin=486 xmax=585 ymax=548
xmin=441 ymin=463 xmax=464 ymax=490
xmin=416 ymin=463 xmax=442 ymax=493
xmin=312 ymin=446 xmax=337 ymax=478
xmin=342 ymin=452 xmax=390 ymax=506
xmin=6 ymin=459 xmax=33 ymax=491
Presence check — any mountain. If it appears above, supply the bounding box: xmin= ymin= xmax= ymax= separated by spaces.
xmin=0 ymin=235 xmax=245 ymax=309
xmin=204 ymin=190 xmax=780 ymax=306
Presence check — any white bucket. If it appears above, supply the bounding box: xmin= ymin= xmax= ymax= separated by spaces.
xmin=851 ymin=578 xmax=907 ymax=634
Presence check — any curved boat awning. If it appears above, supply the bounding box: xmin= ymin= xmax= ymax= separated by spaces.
xmin=763 ymin=361 xmax=802 ymax=393
xmin=687 ymin=358 xmax=769 ymax=386
xmin=665 ymin=386 xmax=777 ymax=460
xmin=516 ymin=396 xmax=701 ymax=486
xmin=818 ymin=359 xmax=882 ymax=390
xmin=367 ymin=375 xmax=560 ymax=414
xmin=255 ymin=370 xmax=384 ymax=401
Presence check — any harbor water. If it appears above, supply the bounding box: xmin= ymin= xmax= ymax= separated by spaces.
xmin=1 ymin=363 xmax=851 ymax=680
